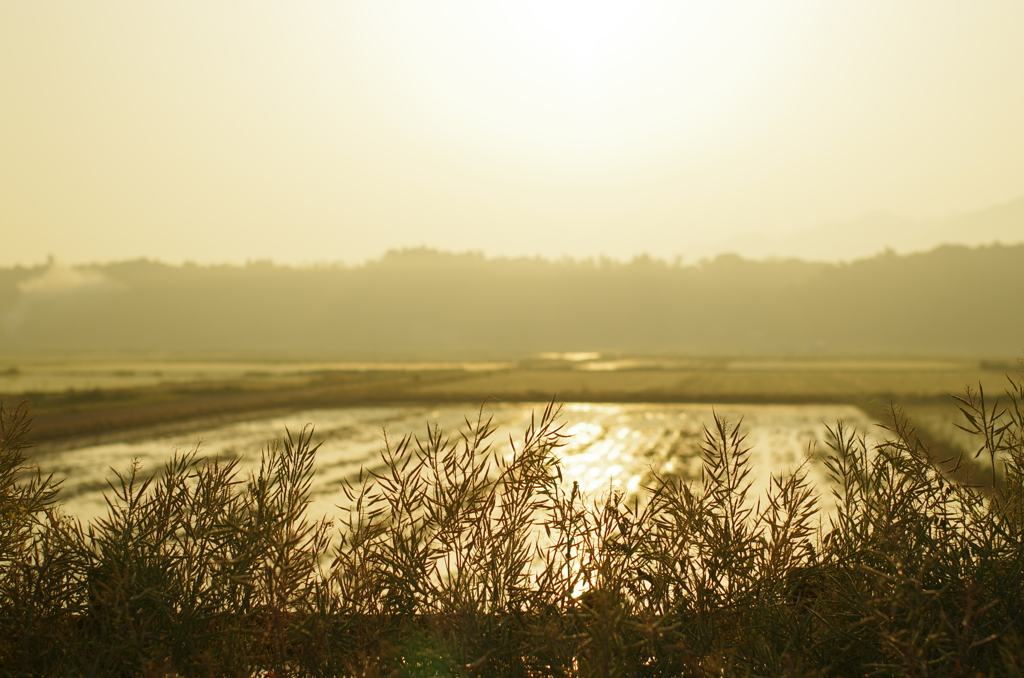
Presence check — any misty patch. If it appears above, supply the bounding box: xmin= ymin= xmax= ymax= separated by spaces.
xmin=0 ymin=244 xmax=1021 ymax=356
xmin=4 ymin=261 xmax=123 ymax=338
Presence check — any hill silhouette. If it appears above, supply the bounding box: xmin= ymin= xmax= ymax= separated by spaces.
xmin=1 ymin=244 xmax=1022 ymax=359
xmin=709 ymin=194 xmax=1024 ymax=261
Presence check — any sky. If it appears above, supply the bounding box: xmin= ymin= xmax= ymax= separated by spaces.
xmin=2 ymin=0 xmax=1023 ymax=267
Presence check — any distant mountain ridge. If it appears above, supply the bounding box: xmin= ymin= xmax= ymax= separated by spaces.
xmin=709 ymin=195 xmax=1024 ymax=262
xmin=1 ymin=243 xmax=1022 ymax=359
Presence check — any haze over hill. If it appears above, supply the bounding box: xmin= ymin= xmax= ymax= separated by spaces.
xmin=2 ymin=243 xmax=1022 ymax=360
xmin=702 ymin=194 xmax=1024 ymax=262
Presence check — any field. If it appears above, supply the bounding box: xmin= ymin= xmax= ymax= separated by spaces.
xmin=3 ymin=372 xmax=1024 ymax=676
xmin=2 ymin=354 xmax=1023 ymax=675
xmin=0 ymin=354 xmax=1013 ymax=454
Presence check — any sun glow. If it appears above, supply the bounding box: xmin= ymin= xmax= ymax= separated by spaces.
xmin=517 ymin=0 xmax=645 ymax=72
xmin=8 ymin=0 xmax=1022 ymax=266
xmin=352 ymin=0 xmax=807 ymax=160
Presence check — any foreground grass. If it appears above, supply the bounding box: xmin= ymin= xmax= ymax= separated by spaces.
xmin=2 ymin=375 xmax=1024 ymax=676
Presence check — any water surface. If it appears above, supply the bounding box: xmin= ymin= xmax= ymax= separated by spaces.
xmin=36 ymin=403 xmax=880 ymax=523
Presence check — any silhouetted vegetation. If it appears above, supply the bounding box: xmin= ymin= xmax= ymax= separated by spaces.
xmin=3 ymin=365 xmax=1024 ymax=676
xmin=3 ymin=243 xmax=1024 ymax=358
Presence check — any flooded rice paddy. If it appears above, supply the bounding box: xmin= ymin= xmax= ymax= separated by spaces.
xmin=35 ymin=403 xmax=882 ymax=523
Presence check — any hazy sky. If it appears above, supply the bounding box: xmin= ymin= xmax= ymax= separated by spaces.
xmin=3 ymin=1 xmax=1023 ymax=266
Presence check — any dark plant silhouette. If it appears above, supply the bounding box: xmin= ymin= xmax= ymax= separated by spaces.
xmin=2 ymin=366 xmax=1024 ymax=676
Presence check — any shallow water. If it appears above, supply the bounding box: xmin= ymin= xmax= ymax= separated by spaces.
xmin=34 ymin=402 xmax=881 ymax=523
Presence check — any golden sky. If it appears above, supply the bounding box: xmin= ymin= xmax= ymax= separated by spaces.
xmin=2 ymin=1 xmax=1023 ymax=266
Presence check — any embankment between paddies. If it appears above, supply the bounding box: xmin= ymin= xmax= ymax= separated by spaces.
xmin=2 ymin=363 xmax=1007 ymax=450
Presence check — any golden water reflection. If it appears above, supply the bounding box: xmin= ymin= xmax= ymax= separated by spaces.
xmin=37 ymin=403 xmax=881 ymax=524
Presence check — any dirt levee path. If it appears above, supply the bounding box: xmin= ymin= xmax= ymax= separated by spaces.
xmin=2 ymin=359 xmax=1010 ymax=450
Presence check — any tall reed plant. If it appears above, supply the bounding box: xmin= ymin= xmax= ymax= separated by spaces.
xmin=1 ymin=368 xmax=1023 ymax=676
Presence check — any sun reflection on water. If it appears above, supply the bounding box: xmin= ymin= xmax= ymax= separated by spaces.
xmin=38 ymin=402 xmax=880 ymax=523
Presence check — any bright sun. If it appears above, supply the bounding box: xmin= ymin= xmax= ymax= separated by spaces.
xmin=352 ymin=0 xmax=803 ymax=160
xmin=517 ymin=0 xmax=646 ymax=69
